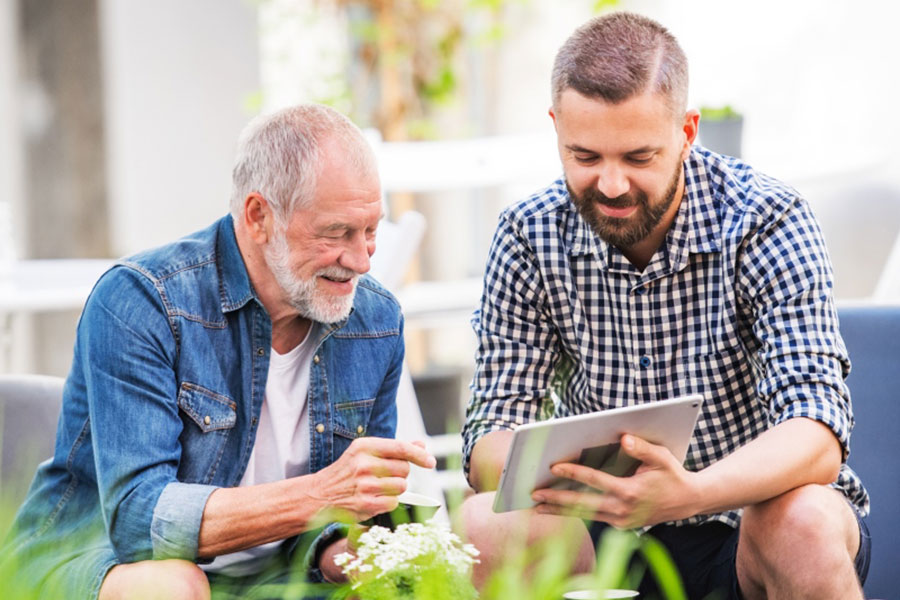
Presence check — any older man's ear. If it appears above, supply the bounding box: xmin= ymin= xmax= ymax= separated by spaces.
xmin=242 ymin=192 xmax=275 ymax=244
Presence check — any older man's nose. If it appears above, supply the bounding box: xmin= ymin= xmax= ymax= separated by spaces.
xmin=341 ymin=235 xmax=372 ymax=274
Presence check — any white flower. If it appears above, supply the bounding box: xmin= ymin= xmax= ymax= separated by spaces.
xmin=336 ymin=518 xmax=480 ymax=590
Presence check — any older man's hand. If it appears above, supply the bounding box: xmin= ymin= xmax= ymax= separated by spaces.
xmin=309 ymin=437 xmax=436 ymax=522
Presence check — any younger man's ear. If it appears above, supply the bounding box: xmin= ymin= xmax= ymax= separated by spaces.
xmin=681 ymin=109 xmax=700 ymax=159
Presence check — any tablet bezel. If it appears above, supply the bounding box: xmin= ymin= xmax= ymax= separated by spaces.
xmin=492 ymin=394 xmax=704 ymax=512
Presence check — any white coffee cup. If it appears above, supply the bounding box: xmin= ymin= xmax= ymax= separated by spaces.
xmin=370 ymin=491 xmax=442 ymax=529
xmin=562 ymin=590 xmax=639 ymax=599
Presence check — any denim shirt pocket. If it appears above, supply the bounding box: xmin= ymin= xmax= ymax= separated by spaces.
xmin=333 ymin=398 xmax=375 ymax=457
xmin=176 ymin=382 xmax=237 ymax=483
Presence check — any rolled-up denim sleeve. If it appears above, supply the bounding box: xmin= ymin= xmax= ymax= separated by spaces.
xmin=151 ymin=482 xmax=218 ymax=560
xmin=80 ymin=266 xmax=206 ymax=563
xmin=303 ymin=522 xmax=350 ymax=583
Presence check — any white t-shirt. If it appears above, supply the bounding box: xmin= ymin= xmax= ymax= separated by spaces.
xmin=203 ymin=324 xmax=318 ymax=576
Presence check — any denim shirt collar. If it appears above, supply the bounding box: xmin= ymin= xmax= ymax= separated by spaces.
xmin=214 ymin=215 xmax=354 ymax=336
xmin=215 ymin=216 xmax=258 ymax=313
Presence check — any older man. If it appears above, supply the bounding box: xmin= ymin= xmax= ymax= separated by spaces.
xmin=462 ymin=12 xmax=870 ymax=600
xmin=1 ymin=104 xmax=434 ymax=599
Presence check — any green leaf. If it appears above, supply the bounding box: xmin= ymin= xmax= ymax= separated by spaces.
xmin=640 ymin=536 xmax=688 ymax=600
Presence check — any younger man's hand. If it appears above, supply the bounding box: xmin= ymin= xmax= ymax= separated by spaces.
xmin=529 ymin=434 xmax=699 ymax=529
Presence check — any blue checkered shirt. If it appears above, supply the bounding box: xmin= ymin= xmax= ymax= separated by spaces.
xmin=463 ymin=146 xmax=869 ymax=528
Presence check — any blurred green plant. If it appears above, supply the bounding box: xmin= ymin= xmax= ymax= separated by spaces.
xmin=592 ymin=0 xmax=620 ymax=12
xmin=1 ymin=472 xmax=687 ymax=600
xmin=699 ymin=104 xmax=742 ymax=121
xmin=288 ymin=0 xmax=620 ymax=140
xmin=317 ymin=0 xmax=523 ymax=140
xmin=475 ymin=521 xmax=687 ymax=600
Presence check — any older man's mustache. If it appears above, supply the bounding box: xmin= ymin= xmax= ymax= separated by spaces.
xmin=317 ymin=266 xmax=359 ymax=283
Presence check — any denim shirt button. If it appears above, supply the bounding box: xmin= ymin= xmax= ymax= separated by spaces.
xmin=357 ymin=425 xmax=364 ymax=434
xmin=315 ymin=423 xmax=325 ymax=434
xmin=203 ymin=415 xmax=211 ymax=426
xmin=256 ymin=348 xmax=264 ymax=356
xmin=313 ymin=354 xmax=320 ymax=364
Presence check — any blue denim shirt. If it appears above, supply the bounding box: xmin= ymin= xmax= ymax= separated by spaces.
xmin=4 ymin=216 xmax=404 ymax=592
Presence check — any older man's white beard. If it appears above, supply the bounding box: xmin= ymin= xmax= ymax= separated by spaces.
xmin=264 ymin=234 xmax=359 ymax=324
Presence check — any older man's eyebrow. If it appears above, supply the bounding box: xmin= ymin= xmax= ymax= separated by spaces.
xmin=322 ymin=214 xmax=385 ymax=233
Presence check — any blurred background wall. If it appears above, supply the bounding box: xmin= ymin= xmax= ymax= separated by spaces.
xmin=1 ymin=0 xmax=259 ymax=374
xmin=2 ymin=0 xmax=899 ymax=427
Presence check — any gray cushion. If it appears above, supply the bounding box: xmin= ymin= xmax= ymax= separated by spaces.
xmin=0 ymin=374 xmax=65 ymax=501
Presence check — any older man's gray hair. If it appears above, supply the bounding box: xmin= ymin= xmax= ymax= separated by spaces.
xmin=230 ymin=104 xmax=378 ymax=228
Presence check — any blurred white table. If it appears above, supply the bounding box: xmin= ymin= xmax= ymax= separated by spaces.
xmin=0 ymin=259 xmax=113 ymax=372
xmin=0 ymin=259 xmax=113 ymax=313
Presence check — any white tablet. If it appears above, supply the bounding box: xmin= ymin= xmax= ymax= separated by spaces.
xmin=492 ymin=394 xmax=704 ymax=512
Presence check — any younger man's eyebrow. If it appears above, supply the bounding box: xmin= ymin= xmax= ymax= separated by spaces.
xmin=626 ymin=145 xmax=661 ymax=154
xmin=565 ymin=144 xmax=596 ymax=153
xmin=565 ymin=144 xmax=662 ymax=155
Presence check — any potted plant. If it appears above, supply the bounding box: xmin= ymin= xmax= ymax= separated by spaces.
xmin=699 ymin=104 xmax=744 ymax=158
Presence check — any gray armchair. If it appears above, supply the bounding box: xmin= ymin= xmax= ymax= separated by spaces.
xmin=0 ymin=374 xmax=65 ymax=504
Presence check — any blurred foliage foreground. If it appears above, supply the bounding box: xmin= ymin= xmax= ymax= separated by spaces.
xmin=1 ymin=483 xmax=688 ymax=600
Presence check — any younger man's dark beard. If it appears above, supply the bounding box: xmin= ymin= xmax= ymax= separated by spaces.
xmin=567 ymin=162 xmax=681 ymax=249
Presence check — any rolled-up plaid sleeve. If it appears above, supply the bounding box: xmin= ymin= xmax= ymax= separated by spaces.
xmin=462 ymin=209 xmax=561 ymax=481
xmin=736 ymin=195 xmax=853 ymax=458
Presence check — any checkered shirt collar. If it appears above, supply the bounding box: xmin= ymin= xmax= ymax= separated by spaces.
xmin=564 ymin=147 xmax=723 ymax=272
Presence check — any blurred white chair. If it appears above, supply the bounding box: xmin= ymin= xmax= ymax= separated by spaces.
xmin=370 ymin=211 xmax=468 ymax=519
xmin=873 ymin=231 xmax=900 ymax=300
xmin=369 ymin=210 xmax=426 ymax=292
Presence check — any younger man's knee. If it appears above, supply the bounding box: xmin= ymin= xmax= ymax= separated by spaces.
xmin=100 ymin=559 xmax=210 ymax=600
xmin=457 ymin=492 xmax=497 ymax=543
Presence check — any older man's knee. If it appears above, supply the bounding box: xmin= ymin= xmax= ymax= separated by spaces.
xmin=99 ymin=559 xmax=210 ymax=600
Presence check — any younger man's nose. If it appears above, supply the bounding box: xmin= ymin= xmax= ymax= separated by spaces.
xmin=596 ymin=164 xmax=630 ymax=199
